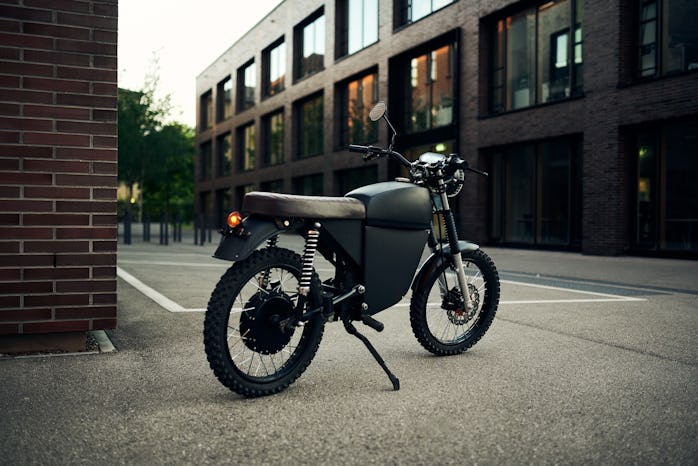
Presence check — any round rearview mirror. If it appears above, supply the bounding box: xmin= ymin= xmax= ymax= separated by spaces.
xmin=369 ymin=101 xmax=386 ymax=122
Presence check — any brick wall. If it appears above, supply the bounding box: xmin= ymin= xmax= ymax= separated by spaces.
xmin=0 ymin=0 xmax=118 ymax=347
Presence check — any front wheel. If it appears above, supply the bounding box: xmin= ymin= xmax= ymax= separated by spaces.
xmin=204 ymin=248 xmax=324 ymax=397
xmin=410 ymin=248 xmax=500 ymax=355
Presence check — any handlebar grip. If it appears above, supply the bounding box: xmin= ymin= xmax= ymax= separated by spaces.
xmin=348 ymin=144 xmax=369 ymax=153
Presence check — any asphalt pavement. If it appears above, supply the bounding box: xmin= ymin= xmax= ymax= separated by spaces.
xmin=1 ymin=228 xmax=697 ymax=465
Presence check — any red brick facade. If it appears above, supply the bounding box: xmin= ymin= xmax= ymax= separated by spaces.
xmin=0 ymin=0 xmax=118 ymax=345
xmin=196 ymin=0 xmax=698 ymax=257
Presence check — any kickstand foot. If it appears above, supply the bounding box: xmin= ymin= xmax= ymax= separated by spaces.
xmin=343 ymin=319 xmax=400 ymax=391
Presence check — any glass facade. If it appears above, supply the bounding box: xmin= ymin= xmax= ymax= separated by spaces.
xmin=216 ymin=133 xmax=232 ymax=177
xmin=298 ymin=12 xmax=325 ymax=79
xmin=490 ymin=0 xmax=583 ymax=113
xmin=335 ymin=166 xmax=377 ymax=195
xmin=238 ymin=61 xmax=256 ymax=112
xmin=237 ymin=123 xmax=255 ymax=171
xmin=336 ymin=0 xmax=378 ymax=57
xmin=296 ymin=93 xmax=323 ymax=158
xmin=397 ymin=0 xmax=454 ymax=27
xmin=635 ymin=121 xmax=698 ymax=252
xmin=490 ymin=138 xmax=582 ymax=247
xmin=338 ymin=71 xmax=378 ymax=147
xmin=405 ymin=44 xmax=454 ymax=133
xmin=199 ymin=141 xmax=212 ymax=181
xmin=293 ymin=173 xmax=323 ymax=195
xmin=216 ymin=77 xmax=232 ymax=121
xmin=263 ymin=110 xmax=285 ymax=166
xmin=638 ymin=0 xmax=698 ymax=77
xmin=200 ymin=91 xmax=213 ymax=130
xmin=264 ymin=40 xmax=286 ymax=97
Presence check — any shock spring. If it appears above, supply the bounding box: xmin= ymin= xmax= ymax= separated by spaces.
xmin=299 ymin=226 xmax=320 ymax=296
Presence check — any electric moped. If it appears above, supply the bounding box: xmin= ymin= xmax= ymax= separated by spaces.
xmin=204 ymin=101 xmax=500 ymax=397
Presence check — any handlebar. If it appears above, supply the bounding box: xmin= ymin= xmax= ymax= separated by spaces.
xmin=348 ymin=144 xmax=412 ymax=168
xmin=348 ymin=145 xmax=487 ymax=176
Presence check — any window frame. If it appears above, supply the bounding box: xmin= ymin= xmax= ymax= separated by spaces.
xmin=236 ymin=59 xmax=256 ymax=113
xmin=216 ymin=76 xmax=233 ymax=122
xmin=236 ymin=121 xmax=256 ymax=172
xmin=263 ymin=37 xmax=286 ymax=98
xmin=395 ymin=0 xmax=455 ymax=29
xmin=294 ymin=8 xmax=325 ymax=81
xmin=336 ymin=0 xmax=379 ymax=59
xmin=294 ymin=92 xmax=324 ymax=159
xmin=635 ymin=0 xmax=698 ymax=79
xmin=487 ymin=0 xmax=584 ymax=115
xmin=262 ymin=108 xmax=285 ymax=167
xmin=336 ymin=68 xmax=379 ymax=148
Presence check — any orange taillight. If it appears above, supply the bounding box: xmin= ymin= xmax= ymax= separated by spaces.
xmin=226 ymin=211 xmax=243 ymax=228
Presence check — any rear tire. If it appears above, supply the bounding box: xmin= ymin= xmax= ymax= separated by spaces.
xmin=204 ymin=248 xmax=324 ymax=397
xmin=410 ymin=248 xmax=500 ymax=355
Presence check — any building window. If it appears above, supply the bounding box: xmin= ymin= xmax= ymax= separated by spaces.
xmin=216 ymin=77 xmax=232 ymax=121
xmin=396 ymin=0 xmax=454 ymax=28
xmin=261 ymin=179 xmax=284 ymax=193
xmin=199 ymin=141 xmax=212 ymax=181
xmin=235 ymin=184 xmax=254 ymax=209
xmin=262 ymin=110 xmax=285 ymax=166
xmin=403 ymin=43 xmax=455 ymax=133
xmin=237 ymin=123 xmax=255 ymax=171
xmin=336 ymin=0 xmax=378 ymax=58
xmin=237 ymin=60 xmax=256 ymax=112
xmin=337 ymin=70 xmax=378 ymax=147
xmin=200 ymin=90 xmax=213 ymax=130
xmin=295 ymin=93 xmax=324 ymax=158
xmin=293 ymin=173 xmax=323 ymax=195
xmin=335 ymin=166 xmax=377 ymax=195
xmin=638 ymin=0 xmax=698 ymax=78
xmin=634 ymin=121 xmax=698 ymax=252
xmin=215 ymin=188 xmax=232 ymax=228
xmin=263 ymin=39 xmax=286 ymax=97
xmin=216 ymin=133 xmax=232 ymax=177
xmin=490 ymin=137 xmax=582 ymax=247
xmin=295 ymin=9 xmax=325 ymax=80
xmin=489 ymin=0 xmax=584 ymax=114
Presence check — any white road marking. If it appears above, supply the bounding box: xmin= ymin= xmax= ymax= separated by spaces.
xmin=117 ymin=265 xmax=646 ymax=314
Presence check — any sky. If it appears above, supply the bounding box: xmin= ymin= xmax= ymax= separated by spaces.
xmin=117 ymin=0 xmax=284 ymax=127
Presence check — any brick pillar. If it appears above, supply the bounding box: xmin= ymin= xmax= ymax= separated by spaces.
xmin=0 ymin=0 xmax=118 ymax=351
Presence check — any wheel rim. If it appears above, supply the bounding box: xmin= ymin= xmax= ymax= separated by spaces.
xmin=425 ymin=259 xmax=488 ymax=345
xmin=225 ymin=265 xmax=308 ymax=381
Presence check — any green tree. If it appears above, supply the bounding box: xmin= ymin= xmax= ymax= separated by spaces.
xmin=117 ymin=68 xmax=194 ymax=221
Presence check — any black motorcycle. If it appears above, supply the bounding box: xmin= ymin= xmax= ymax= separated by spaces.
xmin=204 ymin=101 xmax=500 ymax=397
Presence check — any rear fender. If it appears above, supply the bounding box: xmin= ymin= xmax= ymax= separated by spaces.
xmin=213 ymin=215 xmax=288 ymax=262
xmin=411 ymin=240 xmax=479 ymax=292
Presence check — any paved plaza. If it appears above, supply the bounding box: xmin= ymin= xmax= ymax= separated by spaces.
xmin=1 ymin=231 xmax=697 ymax=465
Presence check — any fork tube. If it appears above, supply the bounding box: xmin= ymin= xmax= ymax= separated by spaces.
xmin=439 ymin=191 xmax=474 ymax=311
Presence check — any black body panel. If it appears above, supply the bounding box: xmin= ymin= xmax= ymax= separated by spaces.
xmin=363 ymin=226 xmax=429 ymax=314
xmin=320 ymin=219 xmax=363 ymax=266
xmin=346 ymin=181 xmax=432 ymax=230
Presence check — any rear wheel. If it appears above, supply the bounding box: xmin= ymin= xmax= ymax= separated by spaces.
xmin=204 ymin=248 xmax=324 ymax=397
xmin=410 ymin=248 xmax=500 ymax=355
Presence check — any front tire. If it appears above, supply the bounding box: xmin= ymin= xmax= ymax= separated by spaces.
xmin=410 ymin=248 xmax=500 ymax=355
xmin=204 ymin=248 xmax=324 ymax=397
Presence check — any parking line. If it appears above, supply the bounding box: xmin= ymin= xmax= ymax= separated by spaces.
xmin=117 ymin=265 xmax=645 ymax=315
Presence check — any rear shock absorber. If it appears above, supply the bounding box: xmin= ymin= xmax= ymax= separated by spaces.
xmin=299 ymin=224 xmax=320 ymax=297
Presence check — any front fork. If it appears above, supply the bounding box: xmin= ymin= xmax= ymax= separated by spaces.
xmin=437 ymin=190 xmax=475 ymax=312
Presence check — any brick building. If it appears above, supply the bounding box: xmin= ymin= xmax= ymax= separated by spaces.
xmin=0 ymin=0 xmax=118 ymax=351
xmin=196 ymin=0 xmax=698 ymax=257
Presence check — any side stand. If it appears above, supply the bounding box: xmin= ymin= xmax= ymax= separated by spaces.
xmin=343 ymin=319 xmax=400 ymax=391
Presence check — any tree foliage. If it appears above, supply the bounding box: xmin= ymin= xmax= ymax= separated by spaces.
xmin=117 ymin=67 xmax=194 ymax=222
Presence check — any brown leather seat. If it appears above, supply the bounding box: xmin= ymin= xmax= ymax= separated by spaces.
xmin=242 ymin=192 xmax=366 ymax=219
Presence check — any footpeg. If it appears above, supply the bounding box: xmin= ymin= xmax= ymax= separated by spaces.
xmin=360 ymin=314 xmax=384 ymax=332
xmin=343 ymin=319 xmax=400 ymax=391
